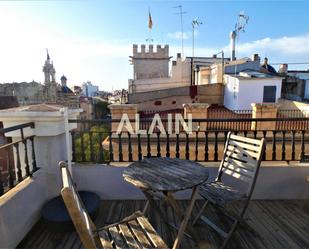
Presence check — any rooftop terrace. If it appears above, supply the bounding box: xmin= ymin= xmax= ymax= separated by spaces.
xmin=1 ymin=104 xmax=309 ymax=248
xmin=19 ymin=199 xmax=309 ymax=249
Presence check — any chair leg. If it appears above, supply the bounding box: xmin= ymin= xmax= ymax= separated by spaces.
xmin=143 ymin=200 xmax=150 ymax=216
xmin=192 ymin=200 xmax=209 ymax=226
xmin=220 ymin=220 xmax=239 ymax=249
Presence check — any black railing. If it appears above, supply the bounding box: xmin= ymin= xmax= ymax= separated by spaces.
xmin=69 ymin=117 xmax=309 ymax=164
xmin=0 ymin=122 xmax=38 ymax=196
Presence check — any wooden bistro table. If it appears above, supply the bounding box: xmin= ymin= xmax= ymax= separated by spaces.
xmin=123 ymin=157 xmax=209 ymax=249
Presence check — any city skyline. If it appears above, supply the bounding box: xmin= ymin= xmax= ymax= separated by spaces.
xmin=0 ymin=0 xmax=308 ymax=91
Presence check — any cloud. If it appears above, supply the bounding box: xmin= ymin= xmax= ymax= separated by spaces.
xmin=224 ymin=33 xmax=309 ymax=63
xmin=168 ymin=31 xmax=189 ymax=40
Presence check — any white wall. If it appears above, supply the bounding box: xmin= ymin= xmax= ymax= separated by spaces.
xmin=0 ymin=172 xmax=52 ymax=248
xmin=223 ymin=75 xmax=240 ymax=110
xmin=238 ymin=78 xmax=282 ymax=110
xmin=224 ymin=75 xmax=282 ymax=110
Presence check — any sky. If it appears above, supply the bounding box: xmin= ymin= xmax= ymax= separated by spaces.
xmin=0 ymin=0 xmax=308 ymax=91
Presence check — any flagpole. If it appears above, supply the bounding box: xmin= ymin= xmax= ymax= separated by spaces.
xmin=147 ymin=8 xmax=153 ymax=45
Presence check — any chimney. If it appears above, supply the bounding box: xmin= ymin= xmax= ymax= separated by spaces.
xmin=230 ymin=31 xmax=236 ymax=61
xmin=278 ymin=64 xmax=288 ymax=74
xmin=252 ymin=54 xmax=260 ymax=62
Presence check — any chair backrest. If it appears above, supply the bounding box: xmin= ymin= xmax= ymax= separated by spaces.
xmin=60 ymin=161 xmax=99 ymax=249
xmin=217 ymin=132 xmax=265 ymax=196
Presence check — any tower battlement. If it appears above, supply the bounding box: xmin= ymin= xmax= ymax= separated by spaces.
xmin=132 ymin=44 xmax=169 ymax=59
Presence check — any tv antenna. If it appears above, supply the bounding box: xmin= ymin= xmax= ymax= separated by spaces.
xmin=192 ymin=18 xmax=202 ymax=58
xmin=235 ymin=10 xmax=249 ymax=33
xmin=230 ymin=11 xmax=249 ymax=61
xmin=173 ymin=5 xmax=187 ymax=57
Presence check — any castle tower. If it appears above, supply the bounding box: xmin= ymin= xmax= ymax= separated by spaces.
xmin=130 ymin=44 xmax=171 ymax=80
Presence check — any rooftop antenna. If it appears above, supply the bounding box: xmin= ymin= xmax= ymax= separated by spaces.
xmin=230 ymin=11 xmax=249 ymax=61
xmin=192 ymin=18 xmax=202 ymax=86
xmin=192 ymin=18 xmax=202 ymax=59
xmin=173 ymin=5 xmax=187 ymax=57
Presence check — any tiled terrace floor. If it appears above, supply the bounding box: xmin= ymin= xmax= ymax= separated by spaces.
xmin=18 ymin=200 xmax=309 ymax=249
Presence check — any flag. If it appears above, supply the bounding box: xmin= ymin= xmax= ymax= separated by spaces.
xmin=148 ymin=10 xmax=153 ymax=29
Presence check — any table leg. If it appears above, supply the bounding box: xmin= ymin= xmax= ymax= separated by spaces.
xmin=142 ymin=190 xmax=170 ymax=223
xmin=171 ymin=186 xmax=199 ymax=249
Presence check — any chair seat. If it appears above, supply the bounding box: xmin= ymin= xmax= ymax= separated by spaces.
xmin=199 ymin=181 xmax=246 ymax=206
xmin=97 ymin=212 xmax=168 ymax=249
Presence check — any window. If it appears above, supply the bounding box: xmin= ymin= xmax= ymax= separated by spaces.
xmin=154 ymin=100 xmax=162 ymax=106
xmin=263 ymin=86 xmax=276 ymax=103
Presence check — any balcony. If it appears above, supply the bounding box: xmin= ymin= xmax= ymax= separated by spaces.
xmin=0 ymin=104 xmax=309 ymax=248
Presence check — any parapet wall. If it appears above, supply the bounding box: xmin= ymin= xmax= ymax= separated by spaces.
xmin=132 ymin=44 xmax=169 ymax=59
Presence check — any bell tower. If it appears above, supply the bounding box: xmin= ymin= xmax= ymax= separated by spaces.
xmin=43 ymin=49 xmax=56 ymax=84
xmin=43 ymin=49 xmax=57 ymax=102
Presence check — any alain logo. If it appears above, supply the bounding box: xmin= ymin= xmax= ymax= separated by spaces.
xmin=116 ymin=113 xmax=192 ymax=135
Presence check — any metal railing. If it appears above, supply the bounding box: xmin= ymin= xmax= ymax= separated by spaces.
xmin=69 ymin=117 xmax=309 ymax=164
xmin=0 ymin=122 xmax=38 ymax=196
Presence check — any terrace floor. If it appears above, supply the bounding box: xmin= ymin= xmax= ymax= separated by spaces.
xmin=18 ymin=199 xmax=309 ymax=249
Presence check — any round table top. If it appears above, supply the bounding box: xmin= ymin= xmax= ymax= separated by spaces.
xmin=123 ymin=157 xmax=209 ymax=192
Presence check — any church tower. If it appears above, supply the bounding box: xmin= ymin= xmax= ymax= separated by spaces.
xmin=43 ymin=50 xmax=57 ymax=102
xmin=43 ymin=50 xmax=56 ymax=84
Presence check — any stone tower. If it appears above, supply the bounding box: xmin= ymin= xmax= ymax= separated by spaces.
xmin=43 ymin=50 xmax=57 ymax=102
xmin=130 ymin=44 xmax=171 ymax=80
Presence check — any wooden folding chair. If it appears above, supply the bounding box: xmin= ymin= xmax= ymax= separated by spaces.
xmin=60 ymin=161 xmax=189 ymax=249
xmin=192 ymin=132 xmax=265 ymax=249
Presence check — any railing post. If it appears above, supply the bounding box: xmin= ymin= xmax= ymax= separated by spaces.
xmin=300 ymin=130 xmax=305 ymax=161
xmin=281 ymin=131 xmax=286 ymax=161
xmin=30 ymin=136 xmax=37 ymax=172
xmin=272 ymin=131 xmax=277 ymax=161
xmin=291 ymin=131 xmax=296 ymax=161
xmin=183 ymin=103 xmax=209 ymax=132
xmin=98 ymin=132 xmax=104 ymax=163
xmin=137 ymin=134 xmax=142 ymax=160
xmin=128 ymin=132 xmax=133 ymax=162
xmin=0 ymin=168 xmax=4 ymax=196
xmin=166 ymin=133 xmax=170 ymax=158
xmin=176 ymin=134 xmax=180 ymax=158
xmin=147 ymin=133 xmax=151 ymax=158
xmin=14 ymin=143 xmax=22 ymax=182
xmin=204 ymin=131 xmax=209 ymax=161
xmin=89 ymin=131 xmax=94 ymax=162
xmin=156 ymin=131 xmax=161 ymax=157
xmin=118 ymin=133 xmax=123 ymax=162
xmin=185 ymin=133 xmax=190 ymax=160
xmin=251 ymin=103 xmax=279 ymax=131
xmin=109 ymin=131 xmax=114 ymax=162
xmin=195 ymin=131 xmax=199 ymax=161
xmin=6 ymin=146 xmax=15 ymax=188
xmin=20 ymin=130 xmax=30 ymax=177
xmin=214 ymin=131 xmax=218 ymax=161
